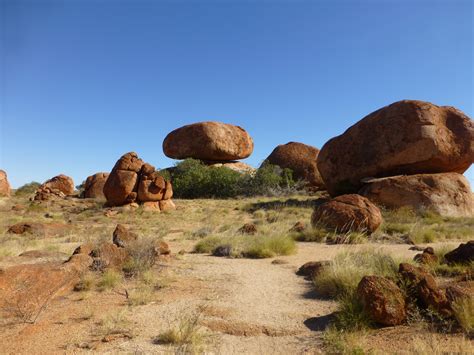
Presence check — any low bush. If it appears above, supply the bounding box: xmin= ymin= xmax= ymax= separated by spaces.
xmin=169 ymin=159 xmax=297 ymax=199
xmin=122 ymin=238 xmax=157 ymax=277
xmin=98 ymin=270 xmax=122 ymax=291
xmin=15 ymin=182 xmax=41 ymax=196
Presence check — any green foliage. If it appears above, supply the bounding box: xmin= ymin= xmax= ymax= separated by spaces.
xmin=15 ymin=181 xmax=41 ymax=196
xmin=333 ymin=292 xmax=373 ymax=331
xmin=313 ymin=249 xmax=399 ymax=298
xmin=169 ymin=159 xmax=296 ymax=199
xmin=194 ymin=234 xmax=296 ymax=259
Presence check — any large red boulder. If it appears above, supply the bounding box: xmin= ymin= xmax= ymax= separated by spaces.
xmin=311 ymin=194 xmax=383 ymax=234
xmin=0 ymin=170 xmax=11 ymax=197
xmin=264 ymin=142 xmax=325 ymax=190
xmin=83 ymin=172 xmax=109 ymax=199
xmin=318 ymin=100 xmax=474 ymax=196
xmin=359 ymin=173 xmax=474 ymax=217
xmin=163 ymin=121 xmax=254 ymax=161
xmin=38 ymin=174 xmax=75 ymax=196
xmin=357 ymin=275 xmax=406 ymax=326
xmin=103 ymin=152 xmax=144 ymax=206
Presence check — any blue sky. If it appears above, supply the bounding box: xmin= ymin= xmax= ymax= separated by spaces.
xmin=1 ymin=0 xmax=472 ymax=188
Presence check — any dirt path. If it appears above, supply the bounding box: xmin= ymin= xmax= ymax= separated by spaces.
xmin=106 ymin=242 xmax=418 ymax=354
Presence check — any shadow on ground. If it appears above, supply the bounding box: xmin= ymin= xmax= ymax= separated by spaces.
xmin=304 ymin=313 xmax=337 ymax=331
xmin=244 ymin=198 xmax=328 ymax=213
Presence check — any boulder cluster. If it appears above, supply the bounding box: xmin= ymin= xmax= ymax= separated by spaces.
xmin=83 ymin=172 xmax=109 ymax=199
xmin=163 ymin=121 xmax=255 ymax=173
xmin=34 ymin=174 xmax=75 ymax=201
xmin=317 ymin=100 xmax=474 ymax=217
xmin=298 ymin=242 xmax=473 ymax=328
xmin=103 ymin=152 xmax=175 ymax=211
xmin=68 ymin=224 xmax=170 ymax=273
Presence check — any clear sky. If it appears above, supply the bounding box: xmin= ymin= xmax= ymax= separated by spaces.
xmin=1 ymin=0 xmax=473 ymax=188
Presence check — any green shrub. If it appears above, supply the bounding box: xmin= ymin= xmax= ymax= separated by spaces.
xmin=98 ymin=270 xmax=122 ymax=291
xmin=15 ymin=182 xmax=41 ymax=196
xmin=194 ymin=236 xmax=223 ymax=254
xmin=333 ymin=292 xmax=373 ymax=331
xmin=169 ymin=159 xmax=296 ymax=199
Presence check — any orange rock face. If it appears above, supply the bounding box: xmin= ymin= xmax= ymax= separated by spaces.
xmin=103 ymin=152 xmax=144 ymax=206
xmin=318 ymin=100 xmax=474 ymax=196
xmin=357 ymin=275 xmax=406 ymax=326
xmin=163 ymin=121 xmax=254 ymax=161
xmin=0 ymin=170 xmax=11 ymax=197
xmin=41 ymin=174 xmax=75 ymax=195
xmin=103 ymin=152 xmax=175 ymax=210
xmin=83 ymin=172 xmax=109 ymax=199
xmin=265 ymin=142 xmax=325 ymax=190
xmin=311 ymin=194 xmax=382 ymax=234
xmin=359 ymin=173 xmax=474 ymax=217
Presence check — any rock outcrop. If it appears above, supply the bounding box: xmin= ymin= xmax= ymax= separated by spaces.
xmin=357 ymin=275 xmax=406 ymax=326
xmin=103 ymin=152 xmax=175 ymax=211
xmin=359 ymin=173 xmax=474 ymax=217
xmin=318 ymin=100 xmax=474 ymax=196
xmin=163 ymin=121 xmax=254 ymax=161
xmin=0 ymin=170 xmax=11 ymax=197
xmin=264 ymin=142 xmax=325 ymax=190
xmin=34 ymin=174 xmax=75 ymax=201
xmin=311 ymin=194 xmax=382 ymax=234
xmin=83 ymin=172 xmax=109 ymax=199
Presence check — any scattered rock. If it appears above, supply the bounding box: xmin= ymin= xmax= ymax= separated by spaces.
xmin=154 ymin=240 xmax=171 ymax=256
xmin=163 ymin=121 xmax=254 ymax=161
xmin=414 ymin=249 xmax=439 ymax=265
xmin=104 ymin=209 xmax=119 ymax=217
xmin=296 ymin=261 xmax=332 ymax=278
xmin=83 ymin=172 xmax=109 ymax=199
xmin=264 ymin=142 xmax=325 ymax=190
xmin=90 ymin=242 xmax=129 ymax=271
xmin=213 ymin=245 xmax=232 ymax=257
xmin=359 ymin=173 xmax=474 ymax=218
xmin=289 ymin=221 xmax=306 ymax=233
xmin=318 ymin=100 xmax=474 ymax=196
xmin=142 ymin=201 xmax=161 ymax=211
xmin=0 ymin=170 xmax=11 ymax=197
xmin=445 ymin=281 xmax=474 ymax=303
xmin=398 ymin=263 xmax=451 ymax=316
xmin=311 ymin=194 xmax=383 ymax=234
xmin=238 ymin=223 xmax=257 ymax=235
xmin=271 ymin=259 xmax=288 ymax=265
xmin=357 ymin=275 xmax=406 ymax=326
xmin=7 ymin=222 xmax=69 ymax=238
xmin=444 ymin=241 xmax=474 ymax=265
xmin=112 ymin=224 xmax=138 ymax=248
xmin=159 ymin=199 xmax=176 ymax=212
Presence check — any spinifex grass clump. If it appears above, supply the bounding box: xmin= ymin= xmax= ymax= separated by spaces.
xmin=313 ymin=249 xmax=400 ymax=299
xmin=194 ymin=234 xmax=296 ymax=259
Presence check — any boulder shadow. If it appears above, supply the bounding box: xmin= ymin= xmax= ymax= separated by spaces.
xmin=304 ymin=313 xmax=337 ymax=331
xmin=245 ymin=197 xmax=328 ymax=213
